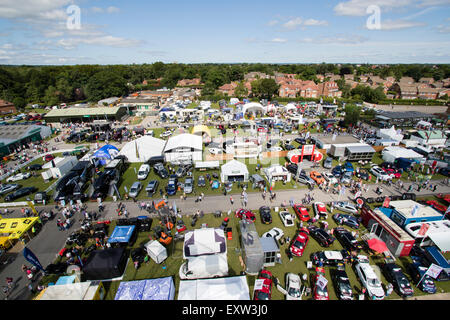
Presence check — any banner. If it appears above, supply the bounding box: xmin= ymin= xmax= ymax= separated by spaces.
xmin=23 ymin=247 xmax=44 ymax=272
xmin=382 ymin=197 xmax=390 ymax=208
xmin=254 ymin=279 xmax=265 ymax=291
xmin=417 ymin=223 xmax=430 ymax=237
xmin=316 ymin=274 xmax=328 ymax=290
xmin=425 ymin=263 xmax=443 ymax=279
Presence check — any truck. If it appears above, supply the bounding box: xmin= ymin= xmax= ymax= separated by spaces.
xmin=179 ymin=254 xmax=228 ymax=280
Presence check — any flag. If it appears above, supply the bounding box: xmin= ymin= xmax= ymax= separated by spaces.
xmin=173 ymin=201 xmax=177 ymax=214
xmin=23 ymin=247 xmax=44 ymax=272
xmin=425 ymin=263 xmax=443 ymax=279
xmin=411 ymin=204 xmax=420 ymax=216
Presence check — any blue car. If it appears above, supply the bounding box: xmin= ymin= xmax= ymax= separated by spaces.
xmin=332 ymin=213 xmax=360 ymax=229
xmin=166 ymin=176 xmax=178 ymax=195
xmin=332 ymin=165 xmax=344 ymax=177
xmin=344 ymin=162 xmax=354 ymax=173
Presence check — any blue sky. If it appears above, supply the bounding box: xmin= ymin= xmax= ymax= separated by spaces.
xmin=0 ymin=0 xmax=449 ymax=65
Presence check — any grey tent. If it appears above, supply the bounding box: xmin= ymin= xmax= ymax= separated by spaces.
xmin=239 ymin=220 xmax=264 ymax=275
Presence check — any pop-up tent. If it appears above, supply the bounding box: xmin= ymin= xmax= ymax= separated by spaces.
xmin=114 ymin=277 xmax=175 ymax=300
xmin=92 ymin=144 xmax=119 ymax=166
xmin=107 ymin=225 xmax=136 ymax=246
xmin=83 ymin=248 xmax=128 ymax=280
xmin=220 ymin=160 xmax=249 ymax=183
xmin=145 ymin=240 xmax=168 ymax=264
xmin=37 ymin=281 xmax=105 ymax=300
xmin=183 ymin=228 xmax=227 ymax=259
xmin=118 ymin=136 xmax=166 ymax=163
xmin=239 ymin=220 xmax=264 ymax=275
xmin=177 ymin=276 xmax=250 ymax=300
xmin=242 ymin=102 xmax=264 ymax=115
xmin=263 ymin=164 xmax=291 ymax=183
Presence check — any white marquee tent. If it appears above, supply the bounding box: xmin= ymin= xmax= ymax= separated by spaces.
xmin=378 ymin=126 xmax=404 ymax=142
xmin=263 ymin=164 xmax=291 ymax=183
xmin=220 ymin=160 xmax=249 ymax=183
xmin=242 ymin=102 xmax=265 ymax=115
xmin=177 ymin=276 xmax=250 ymax=300
xmin=382 ymin=146 xmax=424 ymax=163
xmin=163 ymin=133 xmax=203 ymax=164
xmin=118 ymin=136 xmax=166 ymax=163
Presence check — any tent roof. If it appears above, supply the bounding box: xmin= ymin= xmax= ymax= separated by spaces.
xmin=118 ymin=136 xmax=166 ymax=162
xmin=264 ymin=165 xmax=290 ymax=176
xmin=427 ymin=233 xmax=450 ymax=252
xmin=0 ymin=217 xmax=40 ymax=240
xmin=183 ymin=228 xmax=226 ymax=258
xmin=383 ymin=146 xmax=423 ymax=159
xmin=164 ymin=133 xmax=202 ymax=152
xmin=108 ymin=225 xmax=135 ymax=243
xmin=93 ymin=144 xmax=119 ymax=159
xmin=242 ymin=102 xmax=264 ymax=114
xmin=178 ymin=276 xmax=250 ymax=300
xmin=145 ymin=240 xmax=166 ymax=255
xmin=191 ymin=125 xmax=211 ymax=137
xmin=221 ymin=160 xmax=249 ymax=174
xmin=260 ymin=237 xmax=280 ymax=253
xmin=39 ymin=282 xmax=93 ymax=300
xmin=114 ymin=277 xmax=175 ymax=300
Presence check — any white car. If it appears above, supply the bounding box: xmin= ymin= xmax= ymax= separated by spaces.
xmin=333 ymin=201 xmax=358 ymax=214
xmin=323 ymin=172 xmax=338 ymax=185
xmin=269 ymin=146 xmax=283 ymax=152
xmin=285 ymin=273 xmax=305 ymax=300
xmin=262 ymin=227 xmax=284 ymax=242
xmin=208 ymin=148 xmax=223 ymax=155
xmin=370 ymin=166 xmax=391 ymax=181
xmin=279 ymin=211 xmax=295 ymax=227
xmin=7 ymin=172 xmax=31 ymax=182
xmin=160 ymin=130 xmax=172 ymax=138
xmin=137 ymin=164 xmax=150 ymax=180
xmin=354 ymin=255 xmax=385 ymax=300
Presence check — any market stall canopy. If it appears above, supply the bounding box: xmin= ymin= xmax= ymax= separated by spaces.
xmin=191 ymin=125 xmax=212 ymax=138
xmin=427 ymin=233 xmax=450 ymax=252
xmin=118 ymin=136 xmax=166 ymax=163
xmin=242 ymin=102 xmax=264 ymax=115
xmin=177 ymin=276 xmax=250 ymax=300
xmin=92 ymin=144 xmax=119 ymax=166
xmin=0 ymin=217 xmax=40 ymax=240
xmin=367 ymin=238 xmax=388 ymax=253
xmin=38 ymin=281 xmax=103 ymax=300
xmin=114 ymin=277 xmax=175 ymax=300
xmin=107 ymin=225 xmax=136 ymax=244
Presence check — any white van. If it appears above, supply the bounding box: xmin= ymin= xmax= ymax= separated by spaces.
xmin=137 ymin=164 xmax=150 ymax=180
xmin=179 ymin=254 xmax=228 ymax=280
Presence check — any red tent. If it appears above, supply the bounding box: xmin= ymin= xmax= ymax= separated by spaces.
xmin=367 ymin=238 xmax=388 ymax=253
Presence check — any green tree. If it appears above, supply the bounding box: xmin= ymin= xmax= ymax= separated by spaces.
xmin=343 ymin=104 xmax=362 ymax=127
xmin=234 ymin=82 xmax=248 ymax=97
xmin=85 ymin=71 xmax=128 ymax=102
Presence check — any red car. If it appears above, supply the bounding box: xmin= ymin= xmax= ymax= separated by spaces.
xmin=426 ymin=200 xmax=447 ymax=213
xmin=289 ymin=228 xmax=309 ymax=257
xmin=293 ymin=204 xmax=310 ymax=222
xmin=235 ymin=209 xmax=256 ymax=222
xmin=254 ymin=270 xmax=273 ymax=300
xmin=313 ymin=202 xmax=328 ymax=219
xmin=383 ymin=168 xmax=401 ymax=179
xmin=312 ymin=267 xmax=329 ymax=300
xmin=44 ymin=154 xmax=55 ymax=162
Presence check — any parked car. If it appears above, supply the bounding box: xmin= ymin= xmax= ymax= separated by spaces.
xmin=308 ymin=225 xmax=335 ymax=247
xmin=333 ymin=264 xmax=353 ymax=300
xmin=313 ymin=202 xmax=328 ymax=219
xmin=289 ymin=228 xmax=309 ymax=257
xmin=145 ymin=180 xmax=159 ymax=195
xmin=160 ymin=130 xmax=172 ymax=138
xmin=332 ymin=165 xmax=344 ymax=177
xmin=344 ymin=162 xmax=354 ymax=173
xmin=285 ymin=163 xmax=298 ymax=175
xmin=355 ymin=168 xmax=369 ymax=180
xmin=323 ymin=157 xmax=333 ymax=169
xmin=285 ymin=273 xmax=305 ymax=300
xmin=333 ymin=201 xmax=358 ymax=214
xmin=323 ymin=172 xmax=338 ymax=185
xmin=284 ymin=144 xmax=296 ymax=151
xmin=137 ymin=164 xmax=150 ymax=180
xmin=208 ymin=148 xmax=223 ymax=155
xmin=175 ymin=165 xmax=191 ymax=178
xmin=166 ymin=176 xmax=178 ymax=196
xmin=333 ymin=227 xmax=362 ymax=252
xmin=262 ymin=227 xmax=284 ymax=242
xmin=408 ymin=261 xmax=437 ymax=294
xmin=254 ymin=270 xmax=273 ymax=300
xmin=312 ymin=267 xmax=329 ymax=300
xmin=333 ymin=213 xmax=360 ymax=229
xmin=27 ymin=164 xmax=42 ymax=171
xmin=197 ymin=175 xmax=206 ymax=187
xmin=340 ymin=171 xmax=353 ymax=185
xmin=4 ymin=187 xmax=38 ymax=202
xmin=310 ymin=171 xmax=325 ymax=185
xmin=129 ymin=182 xmax=142 ymax=198
xmin=370 ymin=165 xmax=392 ymax=181
xmin=294 ymin=170 xmax=316 ymax=186
xmin=382 ymin=263 xmax=414 ymax=297
xmin=293 ymin=204 xmax=310 ymax=222
xmin=354 ymin=255 xmax=385 ymax=300
xmin=311 ymin=250 xmax=350 ymax=266
xmin=7 ymin=172 xmax=31 ymax=182
xmin=0 ymin=184 xmax=20 ymax=196
xmin=294 ymin=137 xmax=306 ymax=145
xmin=184 ymin=177 xmax=193 ymax=194
xmin=34 ymin=191 xmax=48 ymax=204
xmin=279 ymin=211 xmax=295 ymax=227
xmin=235 ymin=209 xmax=256 ymax=222
xmin=153 ymin=163 xmax=169 ymax=179
xmin=44 ymin=154 xmax=55 ymax=162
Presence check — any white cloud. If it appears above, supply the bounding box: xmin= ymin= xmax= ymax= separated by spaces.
xmin=417 ymin=0 xmax=450 ymax=7
xmin=57 ymin=35 xmax=143 ymax=49
xmin=91 ymin=7 xmax=104 ymax=13
xmin=282 ymin=17 xmax=303 ymax=29
xmin=437 ymin=24 xmax=450 ymax=32
xmin=377 ymin=19 xmax=426 ymax=30
xmin=299 ymin=34 xmax=368 ymax=44
xmin=106 ymin=6 xmax=120 ymax=14
xmin=0 ymin=0 xmax=71 ymax=21
xmin=303 ymin=19 xmax=328 ymax=26
xmin=267 ymin=20 xmax=279 ymax=26
xmin=334 ymin=0 xmax=414 ymax=16
xmin=281 ymin=17 xmax=328 ymax=30
xmin=270 ymin=38 xmax=287 ymax=43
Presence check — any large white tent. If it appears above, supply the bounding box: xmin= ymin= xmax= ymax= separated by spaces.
xmin=378 ymin=126 xmax=404 ymax=142
xmin=118 ymin=136 xmax=166 ymax=163
xmin=242 ymin=102 xmax=264 ymax=115
xmin=177 ymin=276 xmax=250 ymax=300
xmin=382 ymin=146 xmax=424 ymax=163
xmin=163 ymin=133 xmax=203 ymax=164
xmin=220 ymin=159 xmax=249 ymax=183
xmin=263 ymin=164 xmax=291 ymax=183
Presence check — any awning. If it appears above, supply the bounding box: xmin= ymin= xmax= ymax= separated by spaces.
xmin=427 ymin=232 xmax=450 ymax=252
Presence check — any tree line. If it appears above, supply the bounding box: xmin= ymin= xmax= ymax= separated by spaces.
xmin=0 ymin=63 xmax=448 ymax=109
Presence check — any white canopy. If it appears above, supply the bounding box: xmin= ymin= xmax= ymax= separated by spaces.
xmin=263 ymin=164 xmax=291 ymax=182
xmin=145 ymin=240 xmax=168 ymax=264
xmin=416 ymin=120 xmax=432 ymax=128
xmin=382 ymin=146 xmax=424 ymax=163
xmin=39 ymin=282 xmax=95 ymax=300
xmin=427 ymin=233 xmax=450 ymax=252
xmin=220 ymin=160 xmax=249 ymax=183
xmin=177 ymin=276 xmax=250 ymax=300
xmin=118 ymin=136 xmax=166 ymax=163
xmin=242 ymin=102 xmax=264 ymax=115
xmin=378 ymin=126 xmax=404 ymax=142
xmin=164 ymin=133 xmax=202 ymax=152
xmin=284 ymin=103 xmax=297 ymax=112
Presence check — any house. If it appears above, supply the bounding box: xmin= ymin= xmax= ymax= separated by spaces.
xmin=398 ymin=84 xmax=418 ymax=99
xmin=410 ymin=130 xmax=447 ymax=149
xmin=438 ymin=88 xmax=450 ymax=98
xmin=0 ymin=100 xmax=17 ymax=115
xmin=300 ymin=81 xmax=320 ymax=98
xmin=244 ymin=72 xmax=272 ymax=81
xmin=417 ymin=87 xmax=440 ymax=100
xmin=177 ymin=78 xmax=202 ymax=87
xmin=399 ymin=76 xmax=415 ymax=85
xmin=419 ymin=77 xmax=434 ymax=85
xmin=318 ymin=81 xmax=342 ymax=98
xmin=218 ymin=82 xmax=237 ymax=96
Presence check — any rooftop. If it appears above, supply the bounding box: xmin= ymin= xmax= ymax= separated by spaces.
xmin=390 ymin=200 xmax=443 ymax=220
xmin=315 ymin=135 xmax=360 ymax=145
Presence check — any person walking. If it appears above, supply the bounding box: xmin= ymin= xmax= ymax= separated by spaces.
xmin=230 ymin=196 xmax=234 ymax=205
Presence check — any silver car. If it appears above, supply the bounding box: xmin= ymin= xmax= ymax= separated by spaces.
xmin=333 ymin=201 xmax=358 ymax=214
xmin=129 ymin=181 xmax=142 ymax=198
xmin=184 ymin=177 xmax=193 ymax=194
xmin=286 ymin=273 xmax=305 ymax=300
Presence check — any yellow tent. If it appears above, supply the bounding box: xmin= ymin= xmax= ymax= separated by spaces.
xmin=0 ymin=217 xmax=41 ymax=245
xmin=191 ymin=125 xmax=211 ymax=138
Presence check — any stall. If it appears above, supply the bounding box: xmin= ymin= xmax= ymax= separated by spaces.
xmin=177 ymin=276 xmax=250 ymax=300
xmin=0 ymin=216 xmax=41 ymax=247
xmin=114 ymin=277 xmax=175 ymax=300
xmin=107 ymin=225 xmax=137 ymax=247
xmin=220 ymin=160 xmax=249 ymax=183
xmin=83 ymin=248 xmax=128 ymax=280
xmin=145 ymin=240 xmax=168 ymax=264
xmin=91 ymin=144 xmax=119 ymax=166
xmin=260 ymin=237 xmax=280 ymax=267
xmin=263 ymin=164 xmax=291 ymax=183
xmin=118 ymin=136 xmax=166 ymax=163
xmin=37 ymin=281 xmax=105 ymax=300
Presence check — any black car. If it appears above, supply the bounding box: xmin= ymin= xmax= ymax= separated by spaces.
xmin=382 ymin=263 xmax=414 ymax=297
xmin=294 ymin=137 xmax=306 ymax=145
xmin=355 ymin=169 xmax=369 ymax=180
xmin=407 ymin=261 xmax=437 ymax=294
xmin=439 ymin=167 xmax=450 ymax=177
xmin=307 ymin=225 xmax=335 ymax=247
xmin=34 ymin=191 xmax=48 ymax=204
xmin=311 ymin=250 xmax=351 ymax=266
xmin=332 ymin=264 xmax=353 ymax=300
xmin=5 ymin=187 xmax=38 ymax=202
xmin=332 ymin=213 xmax=360 ymax=229
xmin=286 ymin=163 xmax=298 ymax=175
xmin=198 ymin=175 xmax=206 ymax=187
xmin=145 ymin=180 xmax=159 ymax=195
xmin=27 ymin=164 xmax=42 ymax=171
xmin=175 ymin=165 xmax=191 ymax=178
xmin=334 ymin=227 xmax=362 ymax=252
xmin=284 ymin=144 xmax=296 ymax=151
xmin=332 ymin=165 xmax=344 ymax=177
xmin=259 ymin=206 xmax=272 ymax=224
xmin=153 ymin=163 xmax=169 ymax=179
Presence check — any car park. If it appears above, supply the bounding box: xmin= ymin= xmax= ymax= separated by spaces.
xmin=293 ymin=204 xmax=310 ymax=222
xmin=254 ymin=270 xmax=273 ymax=300
xmin=370 ymin=165 xmax=392 ymax=181
xmin=311 ymin=250 xmax=350 ymax=266
xmin=289 ymin=228 xmax=309 ymax=257
xmin=5 ymin=187 xmax=38 ymax=202
xmin=307 ymin=225 xmax=335 ymax=247
xmin=184 ymin=177 xmax=193 ymax=194
xmin=354 ymin=255 xmax=385 ymax=300
xmin=323 ymin=157 xmax=333 ymax=169
xmin=235 ymin=209 xmax=256 ymax=222
xmin=333 ymin=227 xmax=362 ymax=252
xmin=166 ymin=176 xmax=178 ymax=196
xmin=310 ymin=171 xmax=325 ymax=185
xmin=312 ymin=267 xmax=329 ymax=300
xmin=333 ymin=201 xmax=358 ymax=214
xmin=313 ymin=202 xmax=328 ymax=219
xmin=332 ymin=264 xmax=353 ymax=300
xmin=0 ymin=184 xmax=20 ymax=196
xmin=332 ymin=213 xmax=360 ymax=229
xmin=7 ymin=172 xmax=31 ymax=182
xmin=279 ymin=210 xmax=295 ymax=227
xmin=262 ymin=227 xmax=284 ymax=242
xmin=153 ymin=163 xmax=169 ymax=179
xmin=382 ymin=263 xmax=414 ymax=297
xmin=129 ymin=182 xmax=142 ymax=198
xmin=285 ymin=273 xmax=305 ymax=300
xmin=137 ymin=164 xmax=150 ymax=180
xmin=145 ymin=180 xmax=159 ymax=195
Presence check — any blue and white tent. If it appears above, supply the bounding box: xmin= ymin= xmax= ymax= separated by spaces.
xmin=92 ymin=144 xmax=119 ymax=166
xmin=114 ymin=277 xmax=175 ymax=300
